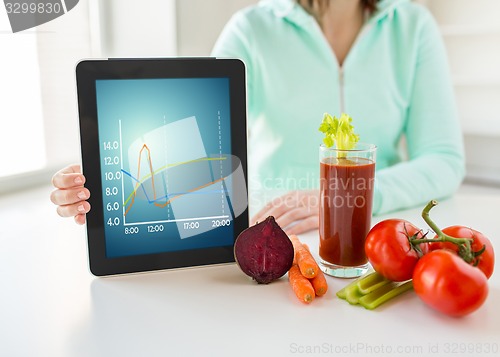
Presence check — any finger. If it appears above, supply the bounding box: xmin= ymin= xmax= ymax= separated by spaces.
xmin=50 ymin=187 xmax=90 ymax=206
xmin=251 ymin=201 xmax=277 ymax=224
xmin=56 ymin=201 xmax=91 ymax=218
xmin=275 ymin=206 xmax=315 ymax=230
xmin=285 ymin=216 xmax=319 ymax=236
xmin=298 ymin=190 xmax=320 ymax=210
xmin=51 ymin=164 xmax=85 ymax=189
xmin=251 ymin=202 xmax=288 ymax=225
xmin=74 ymin=213 xmax=87 ymax=225
xmin=252 ymin=191 xmax=297 ymax=219
xmin=251 ymin=193 xmax=298 ymax=224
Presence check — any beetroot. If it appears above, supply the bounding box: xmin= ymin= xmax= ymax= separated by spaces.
xmin=234 ymin=216 xmax=294 ymax=284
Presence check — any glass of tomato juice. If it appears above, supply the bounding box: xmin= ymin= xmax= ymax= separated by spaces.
xmin=319 ymin=143 xmax=376 ymax=278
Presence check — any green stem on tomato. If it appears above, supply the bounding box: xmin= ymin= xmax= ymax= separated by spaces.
xmin=409 ymin=200 xmax=475 ymax=262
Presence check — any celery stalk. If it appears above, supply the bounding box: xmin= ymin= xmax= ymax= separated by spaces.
xmin=336 ymin=287 xmax=347 ymax=300
xmin=345 ymin=284 xmax=364 ymax=305
xmin=335 ymin=271 xmax=375 ymax=300
xmin=356 ymin=272 xmax=391 ymax=294
xmin=336 ymin=272 xmax=414 ymax=310
xmin=358 ymin=281 xmax=414 ymax=310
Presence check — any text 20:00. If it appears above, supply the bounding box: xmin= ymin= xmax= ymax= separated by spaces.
xmin=212 ymin=219 xmax=231 ymax=227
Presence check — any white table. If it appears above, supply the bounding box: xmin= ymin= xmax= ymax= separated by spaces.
xmin=1 ymin=185 xmax=499 ymax=357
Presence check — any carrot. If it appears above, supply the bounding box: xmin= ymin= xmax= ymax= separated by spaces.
xmin=288 ymin=264 xmax=315 ymax=304
xmin=310 ymin=274 xmax=328 ymax=296
xmin=289 ymin=235 xmax=320 ymax=279
xmin=301 ymin=243 xmax=328 ymax=296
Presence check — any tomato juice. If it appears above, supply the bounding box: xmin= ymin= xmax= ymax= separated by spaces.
xmin=319 ymin=157 xmax=375 ymax=268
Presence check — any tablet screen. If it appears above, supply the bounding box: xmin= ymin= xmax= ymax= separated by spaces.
xmin=95 ymin=77 xmax=236 ymax=258
xmin=77 ymin=58 xmax=248 ymax=275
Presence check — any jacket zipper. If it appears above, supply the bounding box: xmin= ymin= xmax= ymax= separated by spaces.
xmin=337 ymin=13 xmax=373 ymax=114
xmin=339 ymin=66 xmax=345 ymax=113
xmin=310 ymin=11 xmax=373 ymax=115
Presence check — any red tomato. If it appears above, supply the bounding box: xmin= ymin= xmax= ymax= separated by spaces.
xmin=413 ymin=250 xmax=489 ymax=317
xmin=365 ymin=219 xmax=427 ymax=282
xmin=429 ymin=226 xmax=494 ymax=279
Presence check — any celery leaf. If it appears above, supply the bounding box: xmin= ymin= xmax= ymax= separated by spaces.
xmin=318 ymin=112 xmax=360 ymax=150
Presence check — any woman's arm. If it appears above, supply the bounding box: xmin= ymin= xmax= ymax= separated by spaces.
xmin=373 ymin=10 xmax=465 ymax=215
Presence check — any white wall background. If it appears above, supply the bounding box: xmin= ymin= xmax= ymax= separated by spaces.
xmin=94 ymin=0 xmax=177 ymax=57
xmin=176 ymin=0 xmax=256 ymax=56
xmin=420 ymin=0 xmax=500 ymax=184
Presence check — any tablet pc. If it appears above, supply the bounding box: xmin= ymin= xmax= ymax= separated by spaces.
xmin=76 ymin=58 xmax=248 ymax=276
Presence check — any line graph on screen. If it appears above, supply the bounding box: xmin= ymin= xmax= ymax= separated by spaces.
xmin=122 ymin=143 xmax=228 ymax=217
xmin=101 ymin=116 xmax=234 ymax=227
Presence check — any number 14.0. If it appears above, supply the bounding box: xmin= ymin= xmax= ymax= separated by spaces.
xmin=103 ymin=141 xmax=119 ymax=150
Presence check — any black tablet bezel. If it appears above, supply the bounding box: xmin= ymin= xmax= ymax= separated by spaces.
xmin=76 ymin=58 xmax=248 ymax=276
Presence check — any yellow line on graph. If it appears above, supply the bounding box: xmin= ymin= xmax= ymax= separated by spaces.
xmin=123 ymin=156 xmax=226 ymax=207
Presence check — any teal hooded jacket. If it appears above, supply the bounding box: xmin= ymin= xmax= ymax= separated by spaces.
xmin=212 ymin=0 xmax=465 ymax=215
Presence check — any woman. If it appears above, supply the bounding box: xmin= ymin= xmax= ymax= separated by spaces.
xmin=51 ymin=0 xmax=465 ymax=234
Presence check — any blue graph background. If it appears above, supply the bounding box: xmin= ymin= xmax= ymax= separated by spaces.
xmin=95 ymin=77 xmax=234 ymax=258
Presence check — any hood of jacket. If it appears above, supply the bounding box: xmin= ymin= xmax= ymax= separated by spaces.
xmin=259 ymin=0 xmax=410 ymax=28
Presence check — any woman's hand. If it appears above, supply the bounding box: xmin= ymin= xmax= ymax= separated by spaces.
xmin=50 ymin=164 xmax=90 ymax=225
xmin=251 ymin=190 xmax=319 ymax=235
